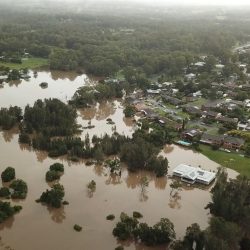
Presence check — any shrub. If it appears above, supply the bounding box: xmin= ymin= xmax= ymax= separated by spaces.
xmin=0 ymin=187 xmax=10 ymax=198
xmin=9 ymin=179 xmax=28 ymax=199
xmin=0 ymin=201 xmax=22 ymax=223
xmin=38 ymin=183 xmax=65 ymax=208
xmin=106 ymin=214 xmax=115 ymax=220
xmin=133 ymin=211 xmax=143 ymax=219
xmin=1 ymin=167 xmax=15 ymax=182
xmin=46 ymin=170 xmax=61 ymax=182
xmin=74 ymin=224 xmax=82 ymax=232
xmin=115 ymin=247 xmax=124 ymax=250
xmin=49 ymin=163 xmax=64 ymax=172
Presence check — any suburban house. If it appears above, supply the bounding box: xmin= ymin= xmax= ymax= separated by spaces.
xmin=182 ymin=129 xmax=201 ymax=141
xmin=223 ymin=136 xmax=245 ymax=150
xmin=172 ymin=164 xmax=216 ymax=185
xmin=200 ymin=133 xmax=224 ymax=146
xmin=141 ymin=108 xmax=158 ymax=119
xmin=147 ymin=89 xmax=161 ymax=95
xmin=237 ymin=121 xmax=250 ymax=131
xmin=184 ymin=106 xmax=203 ymax=116
xmin=202 ymin=110 xmax=220 ymax=120
xmin=162 ymin=95 xmax=183 ymax=106
xmin=200 ymin=133 xmax=245 ymax=150
xmin=217 ymin=116 xmax=238 ymax=125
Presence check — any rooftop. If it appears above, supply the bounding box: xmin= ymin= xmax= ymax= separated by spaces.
xmin=173 ymin=164 xmax=216 ymax=185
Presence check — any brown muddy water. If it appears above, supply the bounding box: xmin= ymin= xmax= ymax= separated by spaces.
xmin=0 ymin=71 xmax=239 ymax=250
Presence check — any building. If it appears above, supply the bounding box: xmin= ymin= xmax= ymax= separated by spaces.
xmin=200 ymin=133 xmax=224 ymax=146
xmin=172 ymin=164 xmax=216 ymax=185
xmin=182 ymin=129 xmax=201 ymax=141
xmin=223 ymin=136 xmax=245 ymax=150
xmin=162 ymin=95 xmax=183 ymax=106
xmin=147 ymin=89 xmax=161 ymax=95
xmin=184 ymin=106 xmax=203 ymax=116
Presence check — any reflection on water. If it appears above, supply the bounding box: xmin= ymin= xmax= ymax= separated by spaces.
xmin=77 ymin=100 xmax=136 ymax=139
xmin=47 ymin=206 xmax=66 ymax=224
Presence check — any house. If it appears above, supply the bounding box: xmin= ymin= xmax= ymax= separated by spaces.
xmin=202 ymin=110 xmax=220 ymax=120
xmin=162 ymin=95 xmax=183 ymax=106
xmin=185 ymin=73 xmax=196 ymax=80
xmin=158 ymin=117 xmax=182 ymax=130
xmin=194 ymin=62 xmax=205 ymax=67
xmin=162 ymin=82 xmax=173 ymax=87
xmin=185 ymin=93 xmax=197 ymax=102
xmin=201 ymin=101 xmax=220 ymax=111
xmin=172 ymin=164 xmax=216 ymax=185
xmin=200 ymin=133 xmax=224 ymax=146
xmin=0 ymin=75 xmax=7 ymax=81
xmin=223 ymin=136 xmax=245 ymax=150
xmin=182 ymin=129 xmax=201 ymax=141
xmin=184 ymin=106 xmax=203 ymax=116
xmin=215 ymin=64 xmax=225 ymax=70
xmin=141 ymin=108 xmax=158 ymax=119
xmin=237 ymin=121 xmax=250 ymax=131
xmin=217 ymin=116 xmax=238 ymax=125
xmin=147 ymin=89 xmax=161 ymax=95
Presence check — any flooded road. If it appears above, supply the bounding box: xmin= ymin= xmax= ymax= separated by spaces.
xmin=0 ymin=70 xmax=239 ymax=250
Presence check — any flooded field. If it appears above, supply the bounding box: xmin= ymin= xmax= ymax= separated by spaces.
xmin=0 ymin=70 xmax=91 ymax=108
xmin=0 ymin=70 xmax=239 ymax=250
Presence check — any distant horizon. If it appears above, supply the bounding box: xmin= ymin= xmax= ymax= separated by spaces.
xmin=3 ymin=0 xmax=250 ymax=6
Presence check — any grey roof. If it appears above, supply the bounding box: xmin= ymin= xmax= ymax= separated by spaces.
xmin=224 ymin=136 xmax=245 ymax=146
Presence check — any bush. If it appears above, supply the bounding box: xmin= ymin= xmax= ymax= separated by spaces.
xmin=87 ymin=180 xmax=96 ymax=192
xmin=49 ymin=163 xmax=64 ymax=172
xmin=106 ymin=214 xmax=115 ymax=220
xmin=46 ymin=170 xmax=61 ymax=182
xmin=0 ymin=201 xmax=22 ymax=223
xmin=124 ymin=105 xmax=136 ymax=118
xmin=10 ymin=179 xmax=28 ymax=199
xmin=74 ymin=224 xmax=82 ymax=232
xmin=1 ymin=167 xmax=15 ymax=182
xmin=133 ymin=211 xmax=143 ymax=219
xmin=38 ymin=183 xmax=65 ymax=208
xmin=115 ymin=247 xmax=124 ymax=250
xmin=0 ymin=187 xmax=10 ymax=198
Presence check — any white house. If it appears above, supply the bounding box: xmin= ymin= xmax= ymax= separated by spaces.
xmin=172 ymin=164 xmax=216 ymax=185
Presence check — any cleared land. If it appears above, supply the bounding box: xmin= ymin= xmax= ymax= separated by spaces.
xmin=0 ymin=57 xmax=48 ymax=70
xmin=200 ymin=145 xmax=250 ymax=177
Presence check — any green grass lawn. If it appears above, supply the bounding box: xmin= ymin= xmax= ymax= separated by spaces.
xmin=0 ymin=57 xmax=48 ymax=70
xmin=200 ymin=145 xmax=250 ymax=177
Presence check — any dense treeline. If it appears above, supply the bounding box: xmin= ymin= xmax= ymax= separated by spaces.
xmin=0 ymin=106 xmax=22 ymax=130
xmin=70 ymin=82 xmax=123 ymax=108
xmin=21 ymin=98 xmax=78 ymax=137
xmin=0 ymin=6 xmax=248 ymax=76
xmin=173 ymin=169 xmax=250 ymax=250
xmin=113 ymin=212 xmax=175 ymax=246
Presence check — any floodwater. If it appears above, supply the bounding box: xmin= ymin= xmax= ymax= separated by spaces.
xmin=77 ymin=101 xmax=138 ymax=139
xmin=0 ymin=70 xmax=239 ymax=250
xmin=0 ymin=70 xmax=92 ymax=108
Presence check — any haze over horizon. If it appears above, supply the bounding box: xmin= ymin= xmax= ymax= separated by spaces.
xmin=2 ymin=0 xmax=250 ymax=6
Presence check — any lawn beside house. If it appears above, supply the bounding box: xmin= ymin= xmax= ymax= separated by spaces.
xmin=0 ymin=57 xmax=48 ymax=70
xmin=200 ymin=145 xmax=250 ymax=177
